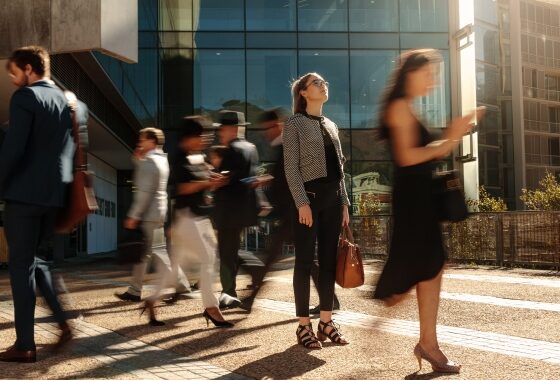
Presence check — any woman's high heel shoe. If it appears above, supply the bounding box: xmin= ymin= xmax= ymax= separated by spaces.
xmin=413 ymin=343 xmax=461 ymax=373
xmin=203 ymin=309 xmax=234 ymax=328
xmin=140 ymin=300 xmax=165 ymax=327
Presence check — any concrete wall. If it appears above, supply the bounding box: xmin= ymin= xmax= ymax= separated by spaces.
xmin=0 ymin=0 xmax=137 ymax=63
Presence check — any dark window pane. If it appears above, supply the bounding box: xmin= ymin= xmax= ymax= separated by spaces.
xmin=194 ymin=0 xmax=244 ymax=31
xmin=139 ymin=32 xmax=158 ymax=48
xmin=139 ymin=0 xmax=158 ymax=30
xmin=121 ymin=49 xmax=159 ymax=124
xmin=349 ymin=0 xmax=398 ymax=32
xmin=160 ymin=0 xmax=193 ymax=31
xmin=352 ymin=130 xmax=391 ymax=160
xmin=246 ymin=50 xmax=297 ymax=124
xmin=349 ymin=33 xmax=399 ymax=49
xmin=351 ymin=161 xmax=393 ymax=215
xmin=298 ymin=0 xmax=348 ymax=32
xmin=194 ymin=50 xmax=245 ymax=117
xmin=477 ymin=62 xmax=499 ymax=105
xmin=399 ymin=0 xmax=448 ymax=32
xmin=246 ymin=33 xmax=297 ymax=48
xmin=475 ymin=25 xmax=499 ymax=64
xmin=246 ymin=0 xmax=296 ymax=31
xmin=299 ymin=33 xmax=348 ymax=49
xmin=298 ymin=50 xmax=350 ymax=128
xmin=193 ymin=32 xmax=245 ymax=48
xmin=350 ymin=50 xmax=397 ymax=128
xmin=162 ymin=49 xmax=194 ymax=131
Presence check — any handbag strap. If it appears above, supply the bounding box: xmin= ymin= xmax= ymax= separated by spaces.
xmin=341 ymin=224 xmax=355 ymax=244
xmin=64 ymin=91 xmax=87 ymax=171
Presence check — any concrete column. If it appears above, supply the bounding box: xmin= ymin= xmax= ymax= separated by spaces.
xmin=509 ymin=0 xmax=526 ymax=209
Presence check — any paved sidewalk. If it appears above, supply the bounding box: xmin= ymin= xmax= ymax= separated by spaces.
xmin=0 ymin=300 xmax=247 ymax=380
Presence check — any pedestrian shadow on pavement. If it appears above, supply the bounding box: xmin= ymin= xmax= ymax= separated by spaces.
xmin=234 ymin=345 xmax=326 ymax=379
xmin=404 ymin=371 xmax=459 ymax=380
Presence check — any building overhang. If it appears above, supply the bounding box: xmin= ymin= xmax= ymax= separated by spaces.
xmin=0 ymin=0 xmax=138 ymax=63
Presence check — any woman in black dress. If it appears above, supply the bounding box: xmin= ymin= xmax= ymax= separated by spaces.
xmin=374 ymin=49 xmax=483 ymax=373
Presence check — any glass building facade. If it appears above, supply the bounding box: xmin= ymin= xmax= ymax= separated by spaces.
xmin=93 ymin=0 xmax=451 ymax=216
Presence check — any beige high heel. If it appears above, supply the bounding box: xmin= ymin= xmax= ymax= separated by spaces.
xmin=413 ymin=343 xmax=461 ymax=373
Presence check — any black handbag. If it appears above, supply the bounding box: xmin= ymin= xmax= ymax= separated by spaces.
xmin=117 ymin=227 xmax=146 ymax=265
xmin=433 ymin=170 xmax=469 ymax=222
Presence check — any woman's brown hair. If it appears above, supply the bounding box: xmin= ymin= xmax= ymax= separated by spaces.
xmin=290 ymin=72 xmax=324 ymax=115
xmin=378 ymin=49 xmax=442 ymax=140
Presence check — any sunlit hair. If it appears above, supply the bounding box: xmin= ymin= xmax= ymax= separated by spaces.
xmin=290 ymin=72 xmax=325 ymax=115
xmin=7 ymin=46 xmax=50 ymax=77
xmin=139 ymin=127 xmax=165 ymax=147
xmin=378 ymin=49 xmax=442 ymax=140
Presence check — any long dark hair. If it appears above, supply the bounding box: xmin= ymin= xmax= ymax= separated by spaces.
xmin=291 ymin=72 xmax=324 ymax=115
xmin=378 ymin=49 xmax=441 ymax=139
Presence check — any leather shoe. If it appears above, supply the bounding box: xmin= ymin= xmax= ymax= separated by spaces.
xmin=53 ymin=322 xmax=73 ymax=351
xmin=114 ymin=292 xmax=141 ymax=302
xmin=0 ymin=345 xmax=36 ymax=363
xmin=309 ymin=303 xmax=341 ymax=315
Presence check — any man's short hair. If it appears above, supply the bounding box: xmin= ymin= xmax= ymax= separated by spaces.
xmin=140 ymin=127 xmax=165 ymax=147
xmin=7 ymin=46 xmax=50 ymax=77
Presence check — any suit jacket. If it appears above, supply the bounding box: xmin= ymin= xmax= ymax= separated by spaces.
xmin=0 ymin=80 xmax=79 ymax=208
xmin=269 ymin=143 xmax=291 ymax=215
xmin=128 ymin=149 xmax=169 ymax=224
xmin=283 ymin=113 xmax=350 ymax=209
xmin=213 ymin=138 xmax=261 ymax=229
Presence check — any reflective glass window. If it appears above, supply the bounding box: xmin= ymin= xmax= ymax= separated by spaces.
xmin=160 ymin=0 xmax=193 ymax=31
xmin=246 ymin=0 xmax=296 ymax=31
xmin=474 ymin=0 xmax=498 ymax=25
xmin=349 ymin=33 xmax=399 ymax=49
xmin=351 ymin=161 xmax=393 ymax=215
xmin=298 ymin=0 xmax=348 ymax=32
xmin=139 ymin=0 xmax=158 ymax=30
xmin=299 ymin=33 xmax=348 ymax=49
xmin=159 ymin=32 xmax=193 ymax=48
xmin=194 ymin=32 xmax=245 ymax=48
xmin=246 ymin=33 xmax=297 ymax=49
xmin=162 ymin=49 xmax=194 ymax=130
xmin=352 ymin=130 xmax=391 ymax=160
xmin=477 ymin=62 xmax=499 ymax=106
xmin=194 ymin=50 xmax=245 ymax=117
xmin=246 ymin=50 xmax=297 ymax=124
xmin=350 ymin=50 xmax=397 ymax=128
xmin=298 ymin=50 xmax=350 ymax=128
xmin=121 ymin=49 xmax=159 ymax=123
xmin=400 ymin=33 xmax=449 ymax=49
xmin=399 ymin=0 xmax=448 ymax=32
xmin=194 ymin=0 xmax=244 ymax=31
xmin=349 ymin=0 xmax=398 ymax=32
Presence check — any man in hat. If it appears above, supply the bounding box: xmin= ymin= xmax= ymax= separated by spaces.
xmin=213 ymin=110 xmax=266 ymax=309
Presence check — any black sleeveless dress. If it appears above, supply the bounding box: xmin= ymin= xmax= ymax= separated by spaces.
xmin=373 ymin=120 xmax=447 ymax=299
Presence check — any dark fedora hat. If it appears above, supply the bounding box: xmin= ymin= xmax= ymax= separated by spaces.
xmin=213 ymin=110 xmax=251 ymax=127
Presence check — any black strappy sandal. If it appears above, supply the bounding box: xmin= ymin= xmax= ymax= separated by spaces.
xmin=296 ymin=324 xmax=322 ymax=349
xmin=317 ymin=320 xmax=349 ymax=345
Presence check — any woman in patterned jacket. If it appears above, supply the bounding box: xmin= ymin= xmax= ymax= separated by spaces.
xmin=283 ymin=72 xmax=350 ymax=349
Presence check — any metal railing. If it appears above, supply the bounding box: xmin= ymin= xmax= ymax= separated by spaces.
xmin=243 ymin=212 xmax=560 ymax=268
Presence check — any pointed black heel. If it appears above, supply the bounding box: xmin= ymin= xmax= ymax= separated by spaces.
xmin=203 ymin=309 xmax=234 ymax=328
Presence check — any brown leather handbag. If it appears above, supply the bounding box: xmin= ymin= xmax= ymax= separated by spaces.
xmin=336 ymin=225 xmax=364 ymax=288
xmin=55 ymin=94 xmax=98 ymax=234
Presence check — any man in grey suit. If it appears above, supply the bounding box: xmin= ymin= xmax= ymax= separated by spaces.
xmin=115 ymin=128 xmax=191 ymax=302
xmin=0 ymin=46 xmax=75 ymax=362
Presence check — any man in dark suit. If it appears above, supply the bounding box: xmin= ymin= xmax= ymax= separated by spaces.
xmin=0 ymin=46 xmax=77 ymax=362
xmin=213 ymin=110 xmax=265 ymax=308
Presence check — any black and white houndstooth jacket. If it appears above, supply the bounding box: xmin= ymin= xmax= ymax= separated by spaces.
xmin=283 ymin=112 xmax=350 ymax=209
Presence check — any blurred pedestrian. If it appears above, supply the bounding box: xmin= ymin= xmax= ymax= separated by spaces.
xmin=373 ymin=49 xmax=483 ymax=373
xmin=143 ymin=116 xmax=232 ymax=328
xmin=284 ymin=73 xmax=350 ymax=349
xmin=0 ymin=46 xmax=77 ymax=362
xmin=212 ymin=110 xmax=266 ymax=309
xmin=115 ymin=128 xmax=192 ymax=303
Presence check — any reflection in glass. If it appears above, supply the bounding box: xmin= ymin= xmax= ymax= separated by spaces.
xmin=350 ymin=50 xmax=397 ymax=128
xmin=399 ymin=0 xmax=448 ymax=32
xmin=349 ymin=0 xmax=398 ymax=32
xmin=351 ymin=161 xmax=394 ymax=215
xmin=162 ymin=49 xmax=194 ymax=131
xmin=194 ymin=50 xmax=245 ymax=119
xmin=476 ymin=62 xmax=499 ymax=106
xmin=246 ymin=50 xmax=297 ymax=124
xmin=246 ymin=0 xmax=296 ymax=31
xmin=298 ymin=0 xmax=348 ymax=32
xmin=194 ymin=0 xmax=244 ymax=31
xmin=160 ymin=0 xmax=193 ymax=31
xmin=351 ymin=130 xmax=391 ymax=161
xmin=139 ymin=0 xmax=158 ymax=31
xmin=475 ymin=25 xmax=499 ymax=65
xmin=298 ymin=50 xmax=350 ymax=128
